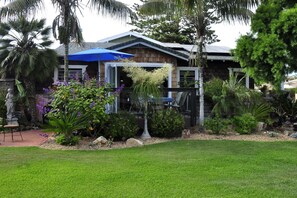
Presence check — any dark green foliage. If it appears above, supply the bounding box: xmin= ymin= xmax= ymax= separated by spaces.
xmin=48 ymin=79 xmax=115 ymax=136
xmin=212 ymin=74 xmax=250 ymax=117
xmin=240 ymin=91 xmax=272 ymax=123
xmin=204 ymin=116 xmax=230 ymax=134
xmin=0 ymin=91 xmax=6 ymax=126
xmin=234 ymin=0 xmax=297 ymax=87
xmin=204 ymin=77 xmax=223 ymax=102
xmin=130 ymin=13 xmax=196 ymax=44
xmin=150 ymin=109 xmax=185 ymax=138
xmin=233 ymin=113 xmax=257 ymax=134
xmin=103 ymin=111 xmax=139 ymax=141
xmin=55 ymin=134 xmax=80 ymax=146
xmin=269 ymin=90 xmax=297 ymax=125
xmin=47 ymin=111 xmax=90 ymax=144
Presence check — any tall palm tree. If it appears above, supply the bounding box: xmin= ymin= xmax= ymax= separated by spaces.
xmin=140 ymin=0 xmax=260 ymax=126
xmin=0 ymin=16 xmax=58 ymax=121
xmin=0 ymin=0 xmax=135 ymax=81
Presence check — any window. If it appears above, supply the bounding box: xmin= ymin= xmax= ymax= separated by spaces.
xmin=228 ymin=68 xmax=250 ymax=88
xmin=54 ymin=65 xmax=87 ymax=82
xmin=176 ymin=67 xmax=199 ymax=88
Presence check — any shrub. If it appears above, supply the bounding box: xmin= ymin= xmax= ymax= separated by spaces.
xmin=46 ymin=111 xmax=90 ymax=145
xmin=55 ymin=134 xmax=80 ymax=146
xmin=103 ymin=111 xmax=139 ymax=141
xmin=150 ymin=109 xmax=185 ymax=138
xmin=204 ymin=116 xmax=230 ymax=134
xmin=48 ymin=79 xmax=118 ymax=136
xmin=233 ymin=113 xmax=257 ymax=134
xmin=204 ymin=77 xmax=224 ymax=102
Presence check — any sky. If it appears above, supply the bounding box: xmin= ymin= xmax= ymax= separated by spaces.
xmin=39 ymin=0 xmax=251 ymax=49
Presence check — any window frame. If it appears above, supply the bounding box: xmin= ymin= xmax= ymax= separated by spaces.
xmin=54 ymin=65 xmax=88 ymax=82
xmin=228 ymin=68 xmax=250 ymax=88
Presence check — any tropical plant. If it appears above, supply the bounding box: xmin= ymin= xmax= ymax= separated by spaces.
xmin=240 ymin=91 xmax=272 ymax=123
xmin=0 ymin=16 xmax=58 ymax=122
xmin=47 ymin=111 xmax=89 ymax=145
xmin=0 ymin=0 xmax=135 ymax=81
xmin=212 ymin=74 xmax=250 ymax=117
xmin=123 ymin=63 xmax=170 ymax=139
xmin=149 ymin=108 xmax=185 ymax=138
xmin=140 ymin=0 xmax=260 ymax=125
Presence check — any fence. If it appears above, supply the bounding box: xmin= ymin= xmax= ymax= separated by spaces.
xmin=112 ymin=87 xmax=198 ymax=127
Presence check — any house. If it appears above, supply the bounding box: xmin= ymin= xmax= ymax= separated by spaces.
xmin=55 ymin=31 xmax=250 ymax=89
xmin=55 ymin=31 xmax=250 ymax=123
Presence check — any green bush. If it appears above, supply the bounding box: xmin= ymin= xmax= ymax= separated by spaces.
xmin=48 ymin=79 xmax=116 ymax=135
xmin=233 ymin=113 xmax=257 ymax=134
xmin=204 ymin=116 xmax=230 ymax=134
xmin=204 ymin=77 xmax=224 ymax=102
xmin=150 ymin=109 xmax=185 ymax=138
xmin=103 ymin=111 xmax=139 ymax=141
xmin=55 ymin=134 xmax=80 ymax=146
xmin=46 ymin=110 xmax=90 ymax=145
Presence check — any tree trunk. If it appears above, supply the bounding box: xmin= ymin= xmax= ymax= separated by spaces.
xmin=198 ymin=67 xmax=204 ymax=125
xmin=141 ymin=101 xmax=151 ymax=139
xmin=23 ymin=78 xmax=36 ymax=123
xmin=196 ymin=33 xmax=205 ymax=126
xmin=64 ymin=43 xmax=69 ymax=82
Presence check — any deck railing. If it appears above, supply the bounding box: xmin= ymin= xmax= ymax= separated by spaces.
xmin=110 ymin=87 xmax=198 ymax=126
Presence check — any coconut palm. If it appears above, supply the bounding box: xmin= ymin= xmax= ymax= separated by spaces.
xmin=0 ymin=0 xmax=135 ymax=81
xmin=0 ymin=16 xmax=58 ymax=121
xmin=140 ymin=0 xmax=260 ymax=126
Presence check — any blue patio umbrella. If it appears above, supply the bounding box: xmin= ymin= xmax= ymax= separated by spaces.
xmin=68 ymin=48 xmax=134 ymax=80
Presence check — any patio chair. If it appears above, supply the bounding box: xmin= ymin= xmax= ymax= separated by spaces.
xmin=169 ymin=92 xmax=189 ymax=112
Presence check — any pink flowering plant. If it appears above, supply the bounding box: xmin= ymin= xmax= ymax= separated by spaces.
xmin=47 ymin=79 xmax=117 ymax=135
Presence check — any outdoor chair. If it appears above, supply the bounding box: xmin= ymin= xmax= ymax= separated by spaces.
xmin=167 ymin=91 xmax=189 ymax=112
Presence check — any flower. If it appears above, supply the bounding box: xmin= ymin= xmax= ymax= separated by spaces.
xmin=89 ymin=101 xmax=96 ymax=108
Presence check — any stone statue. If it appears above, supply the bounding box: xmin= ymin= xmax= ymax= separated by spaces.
xmin=5 ymin=88 xmax=14 ymax=120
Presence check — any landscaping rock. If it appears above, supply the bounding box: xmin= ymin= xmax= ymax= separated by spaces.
xmin=126 ymin=138 xmax=143 ymax=147
xmin=256 ymin=122 xmax=265 ymax=132
xmin=284 ymin=130 xmax=292 ymax=136
xmin=290 ymin=132 xmax=297 ymax=139
xmin=92 ymin=136 xmax=108 ymax=146
xmin=182 ymin=129 xmax=191 ymax=138
xmin=268 ymin=131 xmax=279 ymax=137
xmin=293 ymin=123 xmax=297 ymax=131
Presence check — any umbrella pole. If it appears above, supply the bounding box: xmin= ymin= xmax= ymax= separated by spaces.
xmin=98 ymin=60 xmax=100 ymax=82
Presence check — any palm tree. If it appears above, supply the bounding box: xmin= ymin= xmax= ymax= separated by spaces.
xmin=140 ymin=0 xmax=260 ymax=126
xmin=0 ymin=0 xmax=135 ymax=81
xmin=0 ymin=16 xmax=58 ymax=121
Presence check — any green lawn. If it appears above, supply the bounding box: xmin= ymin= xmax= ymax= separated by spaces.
xmin=1 ymin=140 xmax=297 ymax=198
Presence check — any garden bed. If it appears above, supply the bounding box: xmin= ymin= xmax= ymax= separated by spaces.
xmin=39 ymin=130 xmax=296 ymax=151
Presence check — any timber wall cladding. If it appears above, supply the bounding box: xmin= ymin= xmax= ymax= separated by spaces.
xmin=124 ymin=47 xmax=178 ymax=88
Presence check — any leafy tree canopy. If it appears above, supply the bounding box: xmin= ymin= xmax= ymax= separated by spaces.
xmin=234 ymin=0 xmax=297 ymax=88
xmin=130 ymin=1 xmax=196 ymax=44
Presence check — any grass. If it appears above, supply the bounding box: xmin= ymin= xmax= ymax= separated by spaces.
xmin=1 ymin=140 xmax=297 ymax=197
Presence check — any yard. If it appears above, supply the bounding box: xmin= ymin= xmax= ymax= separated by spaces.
xmin=1 ymin=140 xmax=297 ymax=197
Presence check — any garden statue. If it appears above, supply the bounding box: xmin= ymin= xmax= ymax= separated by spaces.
xmin=5 ymin=88 xmax=18 ymax=125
